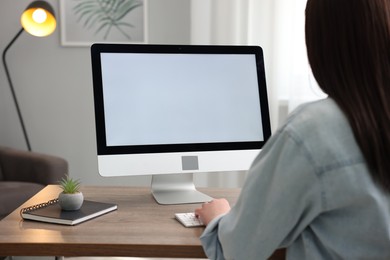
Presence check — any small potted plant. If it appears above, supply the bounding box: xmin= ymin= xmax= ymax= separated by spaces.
xmin=58 ymin=174 xmax=84 ymax=211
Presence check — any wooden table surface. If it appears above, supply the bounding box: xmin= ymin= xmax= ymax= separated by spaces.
xmin=0 ymin=185 xmax=285 ymax=259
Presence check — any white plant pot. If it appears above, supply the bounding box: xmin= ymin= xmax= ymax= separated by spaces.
xmin=58 ymin=192 xmax=84 ymax=211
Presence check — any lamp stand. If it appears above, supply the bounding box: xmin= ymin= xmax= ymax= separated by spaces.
xmin=2 ymin=28 xmax=32 ymax=151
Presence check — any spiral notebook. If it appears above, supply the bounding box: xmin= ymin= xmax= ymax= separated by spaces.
xmin=20 ymin=199 xmax=117 ymax=225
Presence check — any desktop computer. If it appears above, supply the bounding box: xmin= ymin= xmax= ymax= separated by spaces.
xmin=90 ymin=44 xmax=271 ymax=204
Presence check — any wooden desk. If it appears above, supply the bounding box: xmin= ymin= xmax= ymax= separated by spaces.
xmin=0 ymin=185 xmax=285 ymax=259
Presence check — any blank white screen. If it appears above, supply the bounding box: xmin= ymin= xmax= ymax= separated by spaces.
xmin=101 ymin=53 xmax=264 ymax=146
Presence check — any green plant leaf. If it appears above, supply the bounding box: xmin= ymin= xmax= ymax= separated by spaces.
xmin=59 ymin=174 xmax=81 ymax=194
xmin=72 ymin=0 xmax=142 ymax=40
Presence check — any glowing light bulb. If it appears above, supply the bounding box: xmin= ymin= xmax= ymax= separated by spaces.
xmin=32 ymin=8 xmax=47 ymax=24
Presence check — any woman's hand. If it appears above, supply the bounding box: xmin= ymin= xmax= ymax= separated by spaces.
xmin=195 ymin=198 xmax=231 ymax=225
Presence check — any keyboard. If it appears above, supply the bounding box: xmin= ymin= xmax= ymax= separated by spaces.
xmin=175 ymin=212 xmax=205 ymax=227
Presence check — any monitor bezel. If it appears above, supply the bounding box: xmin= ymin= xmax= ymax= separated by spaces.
xmin=91 ymin=44 xmax=271 ymax=156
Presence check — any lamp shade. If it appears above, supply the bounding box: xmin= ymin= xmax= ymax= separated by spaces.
xmin=20 ymin=1 xmax=56 ymax=37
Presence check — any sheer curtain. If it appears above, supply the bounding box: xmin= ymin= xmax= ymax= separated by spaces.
xmin=190 ymin=0 xmax=325 ymax=188
xmin=250 ymin=0 xmax=326 ymax=120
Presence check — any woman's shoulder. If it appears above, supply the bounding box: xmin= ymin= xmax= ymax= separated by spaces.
xmin=285 ymin=98 xmax=344 ymax=129
xmin=283 ymin=98 xmax=350 ymax=138
xmin=279 ymin=98 xmax=364 ymax=168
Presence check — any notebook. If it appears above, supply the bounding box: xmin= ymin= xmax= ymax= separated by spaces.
xmin=20 ymin=199 xmax=117 ymax=225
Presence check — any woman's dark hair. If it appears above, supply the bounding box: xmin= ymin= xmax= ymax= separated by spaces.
xmin=305 ymin=0 xmax=390 ymax=191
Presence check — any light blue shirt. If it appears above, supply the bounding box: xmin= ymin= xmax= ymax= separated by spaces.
xmin=200 ymin=98 xmax=390 ymax=259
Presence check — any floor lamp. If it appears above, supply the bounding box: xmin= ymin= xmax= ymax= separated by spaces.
xmin=2 ymin=1 xmax=56 ymax=151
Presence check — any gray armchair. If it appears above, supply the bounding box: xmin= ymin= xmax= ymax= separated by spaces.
xmin=0 ymin=146 xmax=68 ymax=219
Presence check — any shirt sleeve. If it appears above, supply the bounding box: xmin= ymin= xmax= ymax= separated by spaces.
xmin=200 ymin=125 xmax=324 ymax=259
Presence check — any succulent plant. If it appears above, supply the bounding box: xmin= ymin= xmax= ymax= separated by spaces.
xmin=59 ymin=174 xmax=81 ymax=194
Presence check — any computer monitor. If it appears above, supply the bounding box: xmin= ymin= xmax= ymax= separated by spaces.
xmin=91 ymin=44 xmax=271 ymax=204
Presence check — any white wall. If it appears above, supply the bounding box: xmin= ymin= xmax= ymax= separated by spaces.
xmin=0 ymin=0 xmax=194 ymax=186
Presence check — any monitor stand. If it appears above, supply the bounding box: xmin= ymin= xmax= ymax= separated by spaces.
xmin=151 ymin=173 xmax=213 ymax=205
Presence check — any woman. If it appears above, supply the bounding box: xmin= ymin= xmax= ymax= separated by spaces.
xmin=195 ymin=0 xmax=390 ymax=259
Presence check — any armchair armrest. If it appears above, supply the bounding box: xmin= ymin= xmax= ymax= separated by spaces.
xmin=0 ymin=147 xmax=68 ymax=185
